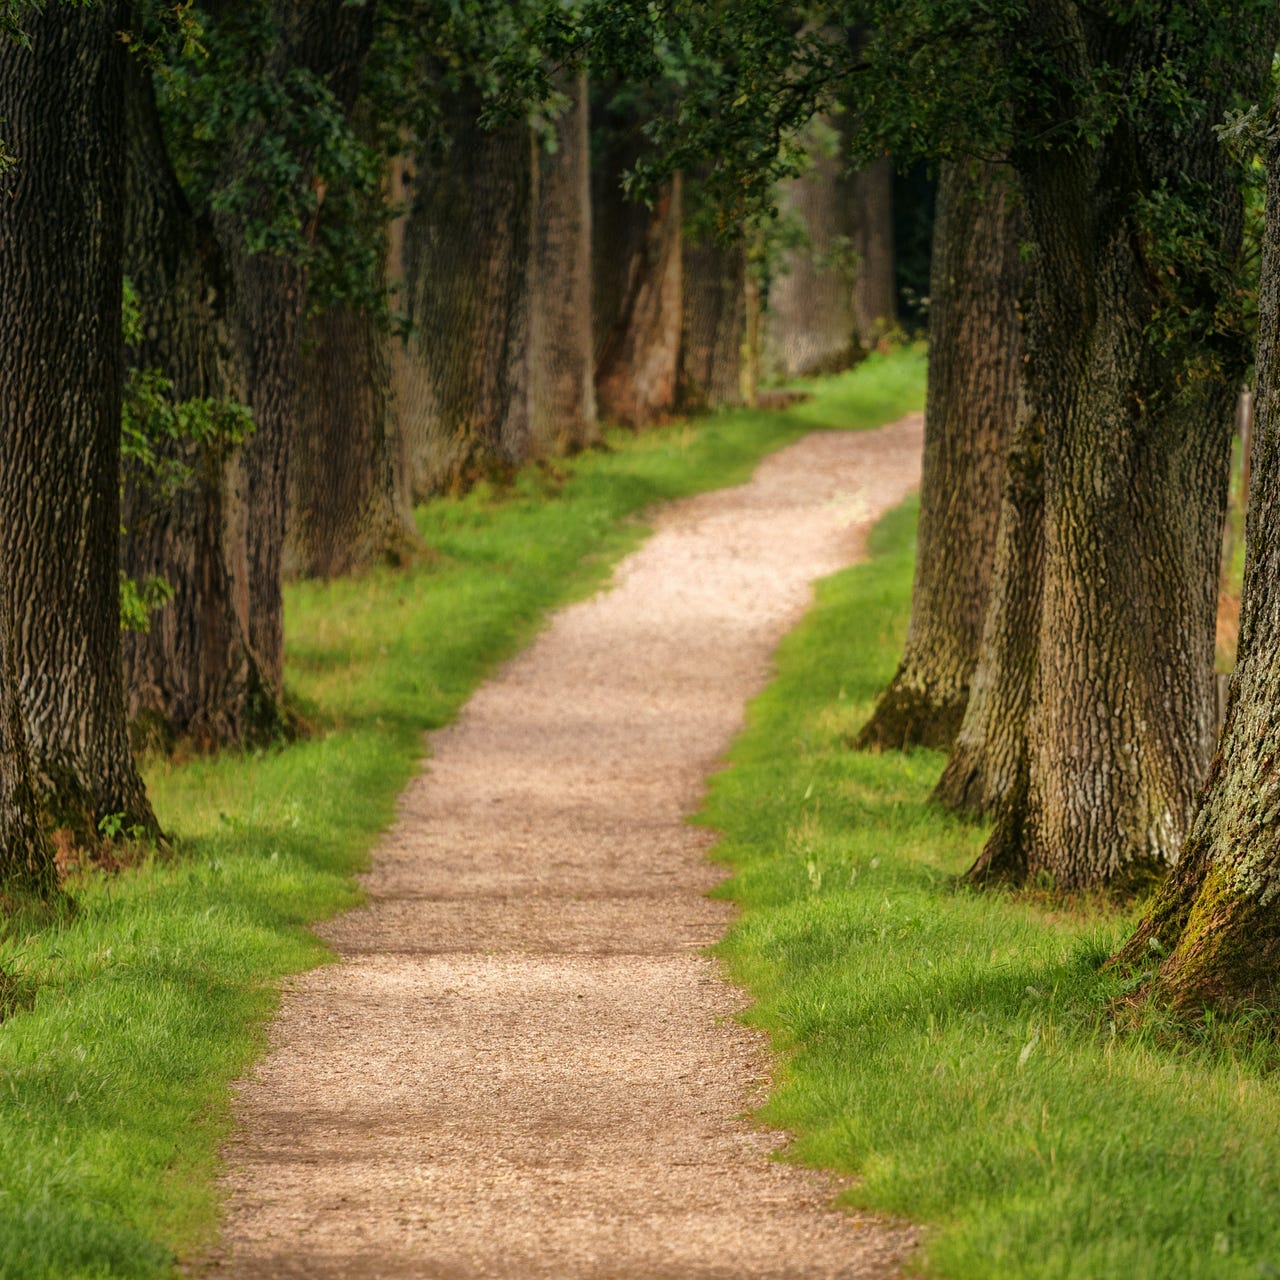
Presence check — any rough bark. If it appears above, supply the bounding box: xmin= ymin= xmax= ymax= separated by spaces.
xmin=591 ymin=100 xmax=683 ymax=427
xmin=397 ymin=105 xmax=536 ymax=494
xmin=856 ymin=161 xmax=1022 ymax=751
xmin=215 ymin=3 xmax=376 ymax=690
xmin=287 ymin=229 xmax=419 ymax=579
xmin=679 ymin=231 xmax=747 ymax=411
xmin=1110 ymin=99 xmax=1280 ymax=1009
xmin=121 ymin=56 xmax=281 ymax=749
xmin=530 ymin=71 xmax=599 ymax=455
xmin=0 ymin=599 xmax=54 ymax=893
xmin=0 ymin=7 xmax=159 ymax=844
xmin=934 ymin=395 xmax=1043 ymax=823
xmin=851 ymin=157 xmax=898 ymax=346
xmin=986 ymin=5 xmax=1271 ymax=891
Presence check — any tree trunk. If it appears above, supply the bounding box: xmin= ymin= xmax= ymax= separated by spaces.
xmin=856 ymin=161 xmax=1022 ymax=751
xmin=764 ymin=125 xmax=859 ymax=379
xmin=120 ymin=56 xmax=281 ymax=749
xmin=851 ymin=156 xmax=898 ymax=346
xmin=593 ymin=177 xmax=684 ymax=426
xmin=0 ymin=7 xmax=159 ymax=845
xmin=590 ymin=97 xmax=683 ymax=427
xmin=933 ymin=395 xmax=1043 ymax=824
xmin=530 ymin=71 xmax=598 ymax=455
xmin=1110 ymin=97 xmax=1280 ymax=1009
xmin=984 ymin=5 xmax=1270 ymax=891
xmin=397 ymin=105 xmax=536 ymax=494
xmin=0 ymin=598 xmax=54 ymax=893
xmin=287 ymin=299 xmax=419 ymax=579
xmin=214 ymin=2 xmax=375 ymax=689
xmin=679 ymin=230 xmax=747 ymax=411
xmin=286 ymin=93 xmax=421 ymax=581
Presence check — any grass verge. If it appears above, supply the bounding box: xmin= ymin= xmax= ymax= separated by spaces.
xmin=0 ymin=347 xmax=925 ymax=1278
xmin=702 ymin=497 xmax=1280 ymax=1280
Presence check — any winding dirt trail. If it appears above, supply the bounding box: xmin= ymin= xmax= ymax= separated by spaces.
xmin=211 ymin=414 xmax=924 ymax=1279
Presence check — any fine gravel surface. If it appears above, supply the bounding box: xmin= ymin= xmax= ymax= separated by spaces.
xmin=210 ymin=414 xmax=924 ymax=1279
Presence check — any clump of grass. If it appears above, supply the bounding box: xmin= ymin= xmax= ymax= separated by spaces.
xmin=704 ymin=498 xmax=1280 ymax=1280
xmin=0 ymin=348 xmax=926 ymax=1278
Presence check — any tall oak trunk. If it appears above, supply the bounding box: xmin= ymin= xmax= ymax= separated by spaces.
xmin=1111 ymin=99 xmax=1280 ymax=1008
xmin=397 ymin=107 xmax=536 ymax=494
xmin=590 ymin=96 xmax=683 ymax=427
xmin=0 ymin=7 xmax=158 ymax=844
xmin=121 ymin=57 xmax=280 ymax=748
xmin=679 ymin=230 xmax=747 ymax=411
xmin=983 ymin=5 xmax=1270 ymax=890
xmin=764 ymin=125 xmax=859 ymax=379
xmin=287 ymin=292 xmax=419 ymax=579
xmin=530 ymin=71 xmax=598 ymax=455
xmin=857 ymin=161 xmax=1022 ymax=750
xmin=933 ymin=395 xmax=1043 ymax=824
xmin=215 ymin=2 xmax=375 ymax=689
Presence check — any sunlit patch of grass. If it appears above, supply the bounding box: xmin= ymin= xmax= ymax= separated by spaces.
xmin=0 ymin=347 xmax=927 ymax=1278
xmin=705 ymin=498 xmax=1280 ymax=1280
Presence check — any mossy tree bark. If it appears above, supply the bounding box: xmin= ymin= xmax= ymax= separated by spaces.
xmin=1111 ymin=99 xmax=1280 ymax=1008
xmin=856 ymin=161 xmax=1022 ymax=751
xmin=530 ymin=71 xmax=599 ymax=455
xmin=0 ymin=7 xmax=159 ymax=846
xmin=933 ymin=395 xmax=1043 ymax=824
xmin=977 ymin=4 xmax=1272 ymax=891
xmin=396 ymin=103 xmax=536 ymax=494
xmin=121 ymin=55 xmax=282 ymax=749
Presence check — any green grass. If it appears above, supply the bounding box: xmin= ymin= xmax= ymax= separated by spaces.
xmin=0 ymin=346 xmax=925 ymax=1279
xmin=703 ymin=497 xmax=1280 ymax=1280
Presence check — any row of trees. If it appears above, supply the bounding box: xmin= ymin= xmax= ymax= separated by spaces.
xmin=507 ymin=0 xmax=1280 ymax=1014
xmin=821 ymin=3 xmax=1280 ymax=1010
xmin=13 ymin=1 xmax=1276 ymax=1018
xmin=0 ymin=6 xmax=898 ymax=892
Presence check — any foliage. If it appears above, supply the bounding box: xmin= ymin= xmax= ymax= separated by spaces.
xmin=705 ymin=495 xmax=1280 ymax=1279
xmin=154 ymin=5 xmax=384 ymax=301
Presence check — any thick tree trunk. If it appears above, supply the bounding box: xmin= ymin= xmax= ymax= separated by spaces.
xmin=984 ymin=5 xmax=1270 ymax=891
xmin=397 ymin=107 xmax=536 ymax=494
xmin=679 ymin=232 xmax=747 ymax=411
xmin=851 ymin=156 xmax=898 ymax=346
xmin=933 ymin=395 xmax=1043 ymax=823
xmin=0 ymin=7 xmax=158 ymax=845
xmin=856 ymin=161 xmax=1022 ymax=750
xmin=590 ymin=98 xmax=683 ymax=427
xmin=215 ymin=2 xmax=375 ymax=689
xmin=530 ymin=71 xmax=598 ymax=455
xmin=764 ymin=127 xmax=859 ymax=379
xmin=1111 ymin=101 xmax=1280 ymax=1008
xmin=121 ymin=57 xmax=281 ymax=749
xmin=593 ymin=177 xmax=684 ymax=426
xmin=287 ymin=293 xmax=419 ymax=579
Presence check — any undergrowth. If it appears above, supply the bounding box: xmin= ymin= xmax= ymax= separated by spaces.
xmin=703 ymin=498 xmax=1280 ymax=1280
xmin=0 ymin=347 xmax=925 ymax=1279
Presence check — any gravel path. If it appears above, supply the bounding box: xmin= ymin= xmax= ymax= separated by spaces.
xmin=211 ymin=414 xmax=924 ymax=1279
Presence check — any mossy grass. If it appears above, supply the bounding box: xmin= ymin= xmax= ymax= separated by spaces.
xmin=0 ymin=347 xmax=925 ymax=1278
xmin=703 ymin=497 xmax=1280 ymax=1280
